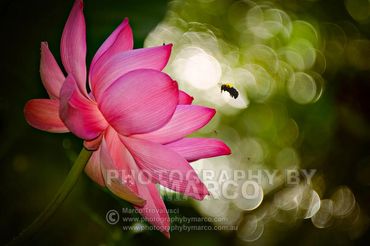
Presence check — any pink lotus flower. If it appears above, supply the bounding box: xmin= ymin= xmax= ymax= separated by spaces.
xmin=24 ymin=0 xmax=230 ymax=237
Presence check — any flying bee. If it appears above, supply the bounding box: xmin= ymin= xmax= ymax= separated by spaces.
xmin=220 ymin=83 xmax=239 ymax=99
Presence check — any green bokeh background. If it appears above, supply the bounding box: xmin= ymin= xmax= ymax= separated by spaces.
xmin=1 ymin=0 xmax=370 ymax=245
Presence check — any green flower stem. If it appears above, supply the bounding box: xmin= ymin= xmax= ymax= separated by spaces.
xmin=8 ymin=148 xmax=92 ymax=245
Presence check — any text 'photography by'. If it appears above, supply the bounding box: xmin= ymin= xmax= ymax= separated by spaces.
xmin=1 ymin=0 xmax=370 ymax=245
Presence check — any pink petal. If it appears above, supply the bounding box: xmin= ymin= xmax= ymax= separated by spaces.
xmin=121 ymin=150 xmax=170 ymax=237
xmin=89 ymin=18 xmax=133 ymax=81
xmin=91 ymin=45 xmax=172 ymax=101
xmin=166 ymin=138 xmax=231 ymax=162
xmin=60 ymin=0 xmax=87 ymax=96
xmin=40 ymin=42 xmax=65 ymax=99
xmin=59 ymin=75 xmax=108 ymax=140
xmin=83 ymin=133 xmax=103 ymax=151
xmin=132 ymin=105 xmax=215 ymax=144
xmin=84 ymin=146 xmax=105 ymax=186
xmin=24 ymin=99 xmax=69 ymax=133
xmin=134 ymin=179 xmax=170 ymax=237
xmin=100 ymin=128 xmax=145 ymax=206
xmin=99 ymin=69 xmax=178 ymax=136
xmin=121 ymin=136 xmax=209 ymax=200
xmin=178 ymin=90 xmax=194 ymax=105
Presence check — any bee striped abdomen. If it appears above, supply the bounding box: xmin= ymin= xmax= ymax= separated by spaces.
xmin=221 ymin=84 xmax=239 ymax=99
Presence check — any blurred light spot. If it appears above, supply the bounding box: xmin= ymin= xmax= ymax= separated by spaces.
xmin=323 ymin=23 xmax=347 ymax=46
xmin=247 ymin=6 xmax=291 ymax=39
xmin=244 ymin=44 xmax=279 ymax=73
xmin=331 ymin=186 xmax=356 ymax=217
xmin=234 ymin=181 xmax=264 ymax=211
xmin=244 ymin=64 xmax=275 ymax=101
xmin=172 ymin=46 xmax=222 ymax=90
xmin=227 ymin=0 xmax=251 ymax=32
xmin=214 ymin=127 xmax=241 ymax=157
xmin=220 ymin=206 xmax=243 ymax=226
xmin=274 ymin=186 xmax=302 ymax=211
xmin=144 ymin=23 xmax=183 ymax=48
xmin=313 ymin=50 xmax=327 ymax=74
xmin=241 ymin=138 xmax=265 ymax=163
xmin=299 ymin=188 xmax=321 ymax=219
xmin=233 ymin=67 xmax=256 ymax=90
xmin=287 ymin=72 xmax=317 ymax=104
xmin=131 ymin=222 xmax=146 ymax=234
xmin=347 ymin=205 xmax=368 ymax=239
xmin=275 ymin=61 xmax=294 ymax=92
xmin=311 ymin=199 xmax=334 ymax=228
xmin=275 ymin=147 xmax=300 ymax=169
xmin=237 ymin=215 xmax=264 ymax=242
xmin=341 ymin=202 xmax=360 ymax=226
xmin=280 ymin=48 xmax=305 ymax=71
xmin=193 ymin=158 xmax=233 ymax=199
xmin=196 ymin=198 xmax=230 ymax=218
xmin=345 ymin=0 xmax=370 ymax=22
xmin=307 ymin=71 xmax=325 ymax=103
xmin=291 ymin=21 xmax=319 ymax=48
xmin=273 ymin=186 xmax=303 ymax=223
xmin=182 ymin=29 xmax=219 ymax=53
xmin=282 ymin=38 xmax=316 ymax=70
